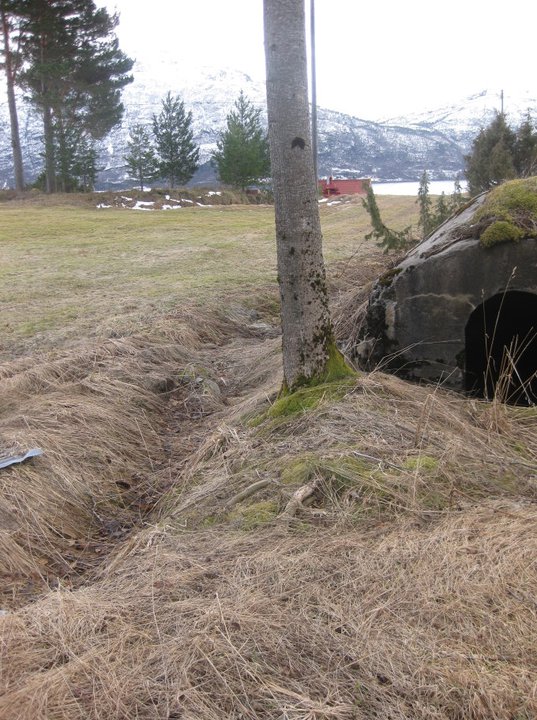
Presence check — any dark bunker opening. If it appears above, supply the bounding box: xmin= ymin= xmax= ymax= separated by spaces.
xmin=465 ymin=291 xmax=537 ymax=405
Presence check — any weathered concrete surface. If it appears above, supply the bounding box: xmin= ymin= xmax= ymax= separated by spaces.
xmin=358 ymin=193 xmax=537 ymax=392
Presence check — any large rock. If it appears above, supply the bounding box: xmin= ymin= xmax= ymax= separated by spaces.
xmin=358 ymin=185 xmax=537 ymax=404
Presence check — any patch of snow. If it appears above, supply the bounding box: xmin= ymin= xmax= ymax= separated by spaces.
xmin=196 ymin=202 xmax=212 ymax=207
xmin=207 ymin=191 xmax=222 ymax=196
xmin=121 ymin=195 xmax=133 ymax=201
xmin=162 ymin=204 xmax=182 ymax=210
xmin=180 ymin=198 xmax=194 ymax=204
xmin=318 ymin=198 xmax=328 ymax=203
xmin=327 ymin=200 xmax=341 ymax=206
xmin=96 ymin=203 xmax=112 ymax=209
xmin=132 ymin=201 xmax=155 ymax=210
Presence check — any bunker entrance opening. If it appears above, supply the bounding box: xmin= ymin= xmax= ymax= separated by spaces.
xmin=465 ymin=291 xmax=537 ymax=406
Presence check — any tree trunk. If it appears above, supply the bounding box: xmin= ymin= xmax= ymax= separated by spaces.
xmin=42 ymin=99 xmax=56 ymax=193
xmin=1 ymin=6 xmax=25 ymax=191
xmin=263 ymin=0 xmax=351 ymax=392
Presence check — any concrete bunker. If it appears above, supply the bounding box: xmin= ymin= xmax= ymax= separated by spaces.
xmin=358 ymin=179 xmax=537 ymax=405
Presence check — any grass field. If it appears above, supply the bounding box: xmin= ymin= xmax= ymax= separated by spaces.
xmin=0 ymin=193 xmax=416 ymax=358
xmin=1 ymin=193 xmax=536 ymax=720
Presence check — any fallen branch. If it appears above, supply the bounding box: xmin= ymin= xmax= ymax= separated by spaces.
xmin=282 ymin=479 xmax=320 ymax=517
xmin=225 ymin=478 xmax=272 ymax=509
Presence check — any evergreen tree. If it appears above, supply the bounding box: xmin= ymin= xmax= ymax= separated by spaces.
xmin=212 ymin=90 xmax=270 ymax=190
xmin=417 ymin=170 xmax=434 ymax=236
xmin=450 ymin=175 xmax=464 ymax=209
xmin=362 ymin=185 xmax=413 ymax=253
xmin=433 ymin=191 xmax=450 ymax=227
xmin=16 ymin=0 xmax=133 ymax=192
xmin=152 ymin=92 xmax=199 ymax=188
xmin=69 ymin=134 xmax=98 ymax=191
xmin=513 ymin=111 xmax=537 ymax=177
xmin=0 ymin=0 xmax=24 ymax=189
xmin=465 ymin=111 xmax=516 ymax=196
xmin=56 ymin=123 xmax=98 ymax=191
xmin=124 ymin=124 xmax=159 ymax=191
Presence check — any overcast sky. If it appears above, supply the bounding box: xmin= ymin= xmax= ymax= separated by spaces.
xmin=102 ymin=0 xmax=536 ymax=120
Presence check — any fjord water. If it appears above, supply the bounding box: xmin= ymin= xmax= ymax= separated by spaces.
xmin=373 ymin=180 xmax=468 ymax=196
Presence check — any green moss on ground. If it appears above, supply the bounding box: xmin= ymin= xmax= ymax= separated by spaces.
xmin=228 ymin=500 xmax=279 ymax=530
xmin=264 ymin=377 xmax=356 ymax=421
xmin=403 ymin=455 xmax=438 ymax=472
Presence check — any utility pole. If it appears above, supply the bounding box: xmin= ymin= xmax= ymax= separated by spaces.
xmin=310 ymin=0 xmax=318 ymax=186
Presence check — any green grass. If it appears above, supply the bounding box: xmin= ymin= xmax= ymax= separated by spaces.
xmin=0 ymin=196 xmax=419 ymax=358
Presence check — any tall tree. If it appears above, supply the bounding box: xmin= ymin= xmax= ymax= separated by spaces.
xmin=124 ymin=123 xmax=159 ymax=191
xmin=212 ymin=90 xmax=270 ymax=190
xmin=0 ymin=0 xmax=24 ymax=190
xmin=263 ymin=0 xmax=352 ymax=393
xmin=433 ymin=191 xmax=450 ymax=226
xmin=152 ymin=92 xmax=199 ymax=189
xmin=17 ymin=0 xmax=133 ymax=192
xmin=513 ymin=111 xmax=537 ymax=177
xmin=451 ymin=175 xmax=464 ymax=208
xmin=465 ymin=111 xmax=516 ymax=196
xmin=417 ymin=169 xmax=434 ymax=237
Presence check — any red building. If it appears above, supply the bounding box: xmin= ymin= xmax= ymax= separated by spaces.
xmin=320 ymin=177 xmax=371 ymax=198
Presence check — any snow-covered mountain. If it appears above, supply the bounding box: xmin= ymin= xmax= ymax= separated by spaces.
xmin=384 ymin=89 xmax=537 ymax=148
xmin=1 ymin=59 xmax=536 ymax=189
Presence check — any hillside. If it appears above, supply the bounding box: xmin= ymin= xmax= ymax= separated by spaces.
xmin=0 ymin=196 xmax=536 ymax=719
xmin=2 ymin=60 xmax=536 ymax=189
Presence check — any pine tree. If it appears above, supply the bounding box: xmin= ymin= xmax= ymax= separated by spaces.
xmin=16 ymin=0 xmax=133 ymax=193
xmin=152 ymin=92 xmax=199 ymax=189
xmin=362 ymin=185 xmax=413 ymax=253
xmin=417 ymin=170 xmax=434 ymax=237
xmin=56 ymin=123 xmax=98 ymax=191
xmin=433 ymin=191 xmax=450 ymax=227
xmin=450 ymin=175 xmax=464 ymax=210
xmin=513 ymin=111 xmax=537 ymax=177
xmin=212 ymin=91 xmax=270 ymax=190
xmin=0 ymin=0 xmax=24 ymax=190
xmin=465 ymin=111 xmax=516 ymax=196
xmin=69 ymin=134 xmax=98 ymax=191
xmin=124 ymin=124 xmax=159 ymax=191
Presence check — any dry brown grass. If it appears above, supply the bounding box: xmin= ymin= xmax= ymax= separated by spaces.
xmin=0 ymin=307 xmax=255 ymax=607
xmin=1 ymin=507 xmax=536 ymax=719
xmin=1 ymin=199 xmax=536 ymax=719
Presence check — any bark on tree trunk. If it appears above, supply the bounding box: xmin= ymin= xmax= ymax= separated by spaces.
xmin=43 ymin=100 xmax=56 ymax=194
xmin=1 ymin=7 xmax=25 ymax=191
xmin=263 ymin=0 xmax=351 ymax=392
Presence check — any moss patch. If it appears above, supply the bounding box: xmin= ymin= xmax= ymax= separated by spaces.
xmin=471 ymin=177 xmax=537 ymax=247
xmin=403 ymin=455 xmax=438 ymax=472
xmin=265 ymin=378 xmax=356 ymax=420
xmin=281 ymin=455 xmax=320 ymax=485
xmin=480 ymin=220 xmax=524 ymax=247
xmin=228 ymin=500 xmax=279 ymax=530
